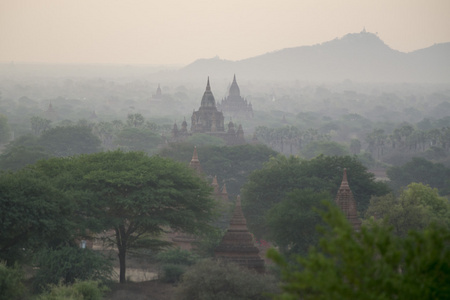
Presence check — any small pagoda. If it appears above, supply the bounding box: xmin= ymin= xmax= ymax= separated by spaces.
xmin=188 ymin=146 xmax=203 ymax=175
xmin=335 ymin=168 xmax=362 ymax=231
xmin=215 ymin=196 xmax=265 ymax=273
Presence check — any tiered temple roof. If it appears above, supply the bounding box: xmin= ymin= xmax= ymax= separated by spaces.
xmin=214 ymin=196 xmax=265 ymax=273
xmin=335 ymin=168 xmax=362 ymax=231
xmin=217 ymin=75 xmax=253 ymax=119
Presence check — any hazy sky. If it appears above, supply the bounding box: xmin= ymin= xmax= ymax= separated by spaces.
xmin=1 ymin=0 xmax=449 ymax=65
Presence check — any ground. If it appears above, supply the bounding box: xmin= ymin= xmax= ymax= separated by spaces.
xmin=106 ymin=280 xmax=176 ymax=300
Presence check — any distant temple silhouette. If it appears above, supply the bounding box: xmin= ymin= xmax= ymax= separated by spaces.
xmin=217 ymin=75 xmax=253 ymax=119
xmin=172 ymin=77 xmax=246 ymax=146
xmin=152 ymin=84 xmax=163 ymax=100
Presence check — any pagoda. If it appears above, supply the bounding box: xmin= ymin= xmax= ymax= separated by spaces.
xmin=188 ymin=146 xmax=203 ymax=175
xmin=335 ymin=168 xmax=362 ymax=231
xmin=217 ymin=75 xmax=253 ymax=119
xmin=215 ymin=196 xmax=265 ymax=273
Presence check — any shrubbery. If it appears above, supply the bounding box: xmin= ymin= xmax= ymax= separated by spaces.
xmin=33 ymin=246 xmax=113 ymax=292
xmin=0 ymin=262 xmax=25 ymax=300
xmin=175 ymin=259 xmax=279 ymax=300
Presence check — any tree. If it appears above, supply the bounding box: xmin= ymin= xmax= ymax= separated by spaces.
xmin=38 ymin=125 xmax=102 ymax=157
xmin=242 ymin=155 xmax=390 ymax=239
xmin=350 ymin=138 xmax=362 ymax=155
xmin=30 ymin=116 xmax=51 ymax=136
xmin=387 ymin=157 xmax=450 ymax=195
xmin=266 ymin=189 xmax=332 ymax=254
xmin=0 ymin=146 xmax=50 ymax=171
xmin=34 ymin=151 xmax=217 ymax=283
xmin=365 ymin=183 xmax=450 ymax=236
xmin=0 ymin=114 xmax=11 ymax=145
xmin=126 ymin=113 xmax=145 ymax=128
xmin=300 ymin=140 xmax=349 ymax=159
xmin=0 ymin=169 xmax=77 ymax=264
xmin=175 ymin=259 xmax=279 ymax=300
xmin=159 ymin=143 xmax=277 ymax=197
xmin=114 ymin=127 xmax=163 ymax=154
xmin=268 ymin=203 xmax=450 ymax=300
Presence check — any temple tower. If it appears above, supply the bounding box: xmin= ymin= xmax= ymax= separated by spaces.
xmin=335 ymin=169 xmax=361 ymax=231
xmin=215 ymin=196 xmax=265 ymax=273
xmin=189 ymin=147 xmax=203 ymax=175
xmin=217 ymin=75 xmax=253 ymax=119
xmin=191 ymin=78 xmax=225 ymax=133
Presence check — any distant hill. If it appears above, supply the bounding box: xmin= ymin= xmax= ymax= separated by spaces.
xmin=179 ymin=31 xmax=450 ymax=83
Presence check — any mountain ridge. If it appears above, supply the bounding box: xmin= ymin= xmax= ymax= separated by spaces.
xmin=179 ymin=31 xmax=450 ymax=83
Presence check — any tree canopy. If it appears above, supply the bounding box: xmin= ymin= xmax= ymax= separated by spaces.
xmin=268 ymin=203 xmax=450 ymax=300
xmin=241 ymin=154 xmax=390 ymax=239
xmin=387 ymin=157 xmax=450 ymax=195
xmin=364 ymin=183 xmax=450 ymax=236
xmin=33 ymin=150 xmax=217 ymax=283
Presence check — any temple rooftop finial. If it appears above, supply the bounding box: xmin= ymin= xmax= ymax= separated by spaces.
xmin=206 ymin=77 xmax=211 ymax=91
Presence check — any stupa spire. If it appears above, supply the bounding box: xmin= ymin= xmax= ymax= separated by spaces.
xmin=335 ymin=168 xmax=361 ymax=231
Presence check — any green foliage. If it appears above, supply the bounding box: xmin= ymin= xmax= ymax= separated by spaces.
xmin=34 ymin=150 xmax=217 ymax=283
xmin=175 ymin=259 xmax=279 ymax=300
xmin=113 ymin=127 xmax=163 ymax=153
xmin=0 ymin=145 xmax=50 ymax=171
xmin=126 ymin=113 xmax=145 ymax=128
xmin=156 ymin=248 xmax=199 ymax=265
xmin=159 ymin=264 xmax=187 ymax=283
xmin=30 ymin=116 xmax=52 ymax=136
xmin=159 ymin=143 xmax=277 ymax=197
xmin=0 ymin=262 xmax=25 ymax=300
xmin=387 ymin=157 xmax=450 ymax=195
xmin=37 ymin=280 xmax=107 ymax=300
xmin=38 ymin=125 xmax=102 ymax=157
xmin=0 ymin=114 xmax=11 ymax=145
xmin=242 ymin=154 xmax=389 ymax=238
xmin=186 ymin=133 xmax=226 ymax=146
xmin=365 ymin=183 xmax=450 ymax=236
xmin=192 ymin=227 xmax=226 ymax=258
xmin=0 ymin=169 xmax=77 ymax=264
xmin=33 ymin=247 xmax=113 ymax=292
xmin=268 ymin=203 xmax=450 ymax=300
xmin=301 ymin=140 xmax=350 ymax=159
xmin=266 ymin=189 xmax=332 ymax=255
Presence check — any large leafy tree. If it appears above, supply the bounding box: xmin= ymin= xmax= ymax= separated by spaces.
xmin=38 ymin=125 xmax=102 ymax=157
xmin=365 ymin=183 xmax=450 ymax=236
xmin=0 ymin=169 xmax=78 ymax=264
xmin=266 ymin=189 xmax=332 ymax=255
xmin=268 ymin=203 xmax=450 ymax=300
xmin=34 ymin=151 xmax=217 ymax=283
xmin=387 ymin=157 xmax=450 ymax=195
xmin=241 ymin=154 xmax=390 ymax=238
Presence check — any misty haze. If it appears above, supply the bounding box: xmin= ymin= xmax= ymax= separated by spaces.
xmin=1 ymin=1 xmax=450 ymax=299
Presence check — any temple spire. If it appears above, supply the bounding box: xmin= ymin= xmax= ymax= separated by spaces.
xmin=335 ymin=168 xmax=361 ymax=231
xmin=206 ymin=77 xmax=211 ymax=91
xmin=189 ymin=147 xmax=203 ymax=174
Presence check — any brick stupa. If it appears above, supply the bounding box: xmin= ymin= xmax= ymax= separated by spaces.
xmin=214 ymin=196 xmax=265 ymax=273
xmin=188 ymin=146 xmax=203 ymax=175
xmin=335 ymin=168 xmax=362 ymax=231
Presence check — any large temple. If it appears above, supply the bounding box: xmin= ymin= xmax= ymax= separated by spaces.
xmin=217 ymin=75 xmax=253 ymax=119
xmin=172 ymin=77 xmax=246 ymax=145
xmin=335 ymin=168 xmax=362 ymax=231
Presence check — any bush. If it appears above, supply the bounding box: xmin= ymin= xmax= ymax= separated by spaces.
xmin=175 ymin=259 xmax=279 ymax=300
xmin=0 ymin=262 xmax=25 ymax=300
xmin=33 ymin=247 xmax=113 ymax=292
xmin=37 ymin=280 xmax=107 ymax=300
xmin=159 ymin=264 xmax=186 ymax=284
xmin=156 ymin=248 xmax=199 ymax=265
